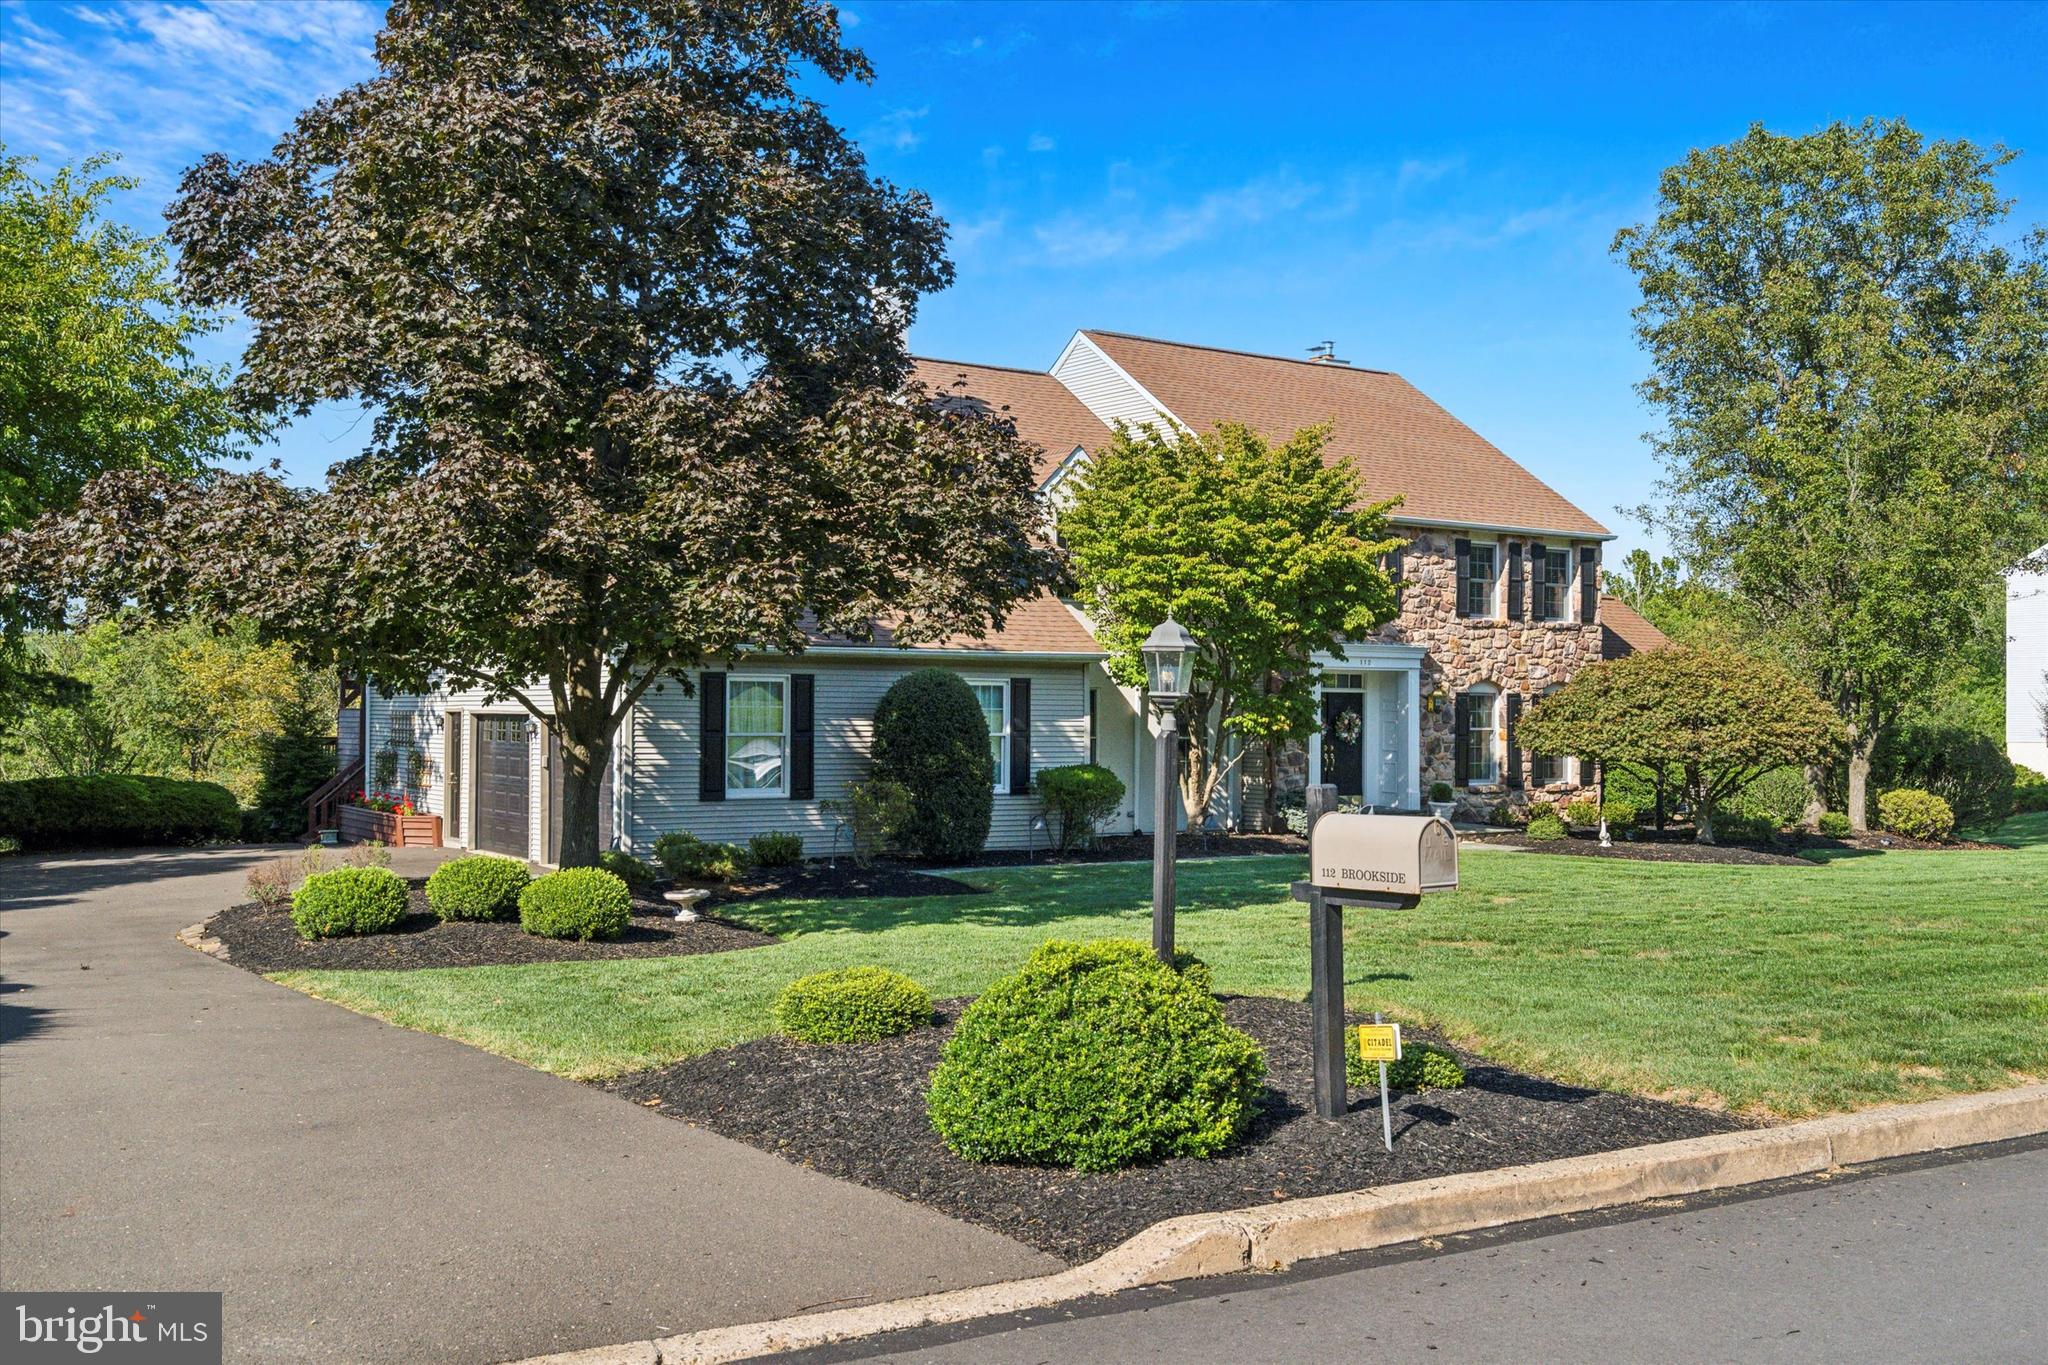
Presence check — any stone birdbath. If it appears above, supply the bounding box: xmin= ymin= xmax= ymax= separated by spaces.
xmin=663 ymin=887 xmax=712 ymax=922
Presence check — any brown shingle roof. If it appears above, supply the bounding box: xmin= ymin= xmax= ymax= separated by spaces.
xmin=1080 ymin=330 xmax=1609 ymax=538
xmin=909 ymin=356 xmax=1110 ymax=485
xmin=1598 ymin=595 xmax=1671 ymax=659
xmin=806 ymin=591 xmax=1102 ymax=657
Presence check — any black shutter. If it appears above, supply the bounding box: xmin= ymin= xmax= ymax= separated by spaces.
xmin=1528 ymin=542 xmax=1547 ymax=619
xmin=1387 ymin=546 xmax=1405 ymax=610
xmin=1009 ymin=677 xmax=1032 ymax=795
xmin=1453 ymin=537 xmax=1472 ymax=619
xmin=1452 ymin=693 xmax=1472 ymax=785
xmin=1088 ymin=688 xmax=1098 ymax=765
xmin=789 ymin=674 xmax=815 ymax=800
xmin=698 ymin=671 xmax=726 ymax=801
xmin=1506 ymin=542 xmax=1524 ymax=621
xmin=1580 ymin=546 xmax=1599 ymax=623
xmin=1505 ymin=692 xmax=1523 ymax=789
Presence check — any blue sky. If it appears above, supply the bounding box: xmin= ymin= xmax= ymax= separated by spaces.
xmin=5 ymin=0 xmax=2046 ymax=560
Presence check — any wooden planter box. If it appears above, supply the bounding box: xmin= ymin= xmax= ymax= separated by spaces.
xmin=339 ymin=804 xmax=443 ymax=848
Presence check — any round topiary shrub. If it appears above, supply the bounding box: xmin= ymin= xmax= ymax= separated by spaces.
xmin=925 ymin=938 xmax=1265 ymax=1172
xmin=872 ymin=668 xmax=994 ymax=861
xmin=1877 ymin=788 xmax=1955 ymax=842
xmin=1818 ymin=811 xmax=1853 ymax=838
xmin=1525 ymin=812 xmax=1567 ymax=841
xmin=424 ymin=855 xmax=531 ymax=921
xmin=1345 ymin=1033 xmax=1467 ymax=1091
xmin=291 ymin=866 xmax=410 ymax=940
xmin=774 ymin=967 xmax=932 ymax=1043
xmin=518 ymin=867 xmax=632 ymax=940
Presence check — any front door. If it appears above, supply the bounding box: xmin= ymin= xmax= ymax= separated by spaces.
xmin=1320 ymin=690 xmax=1365 ymax=798
xmin=475 ymin=716 xmax=531 ymax=858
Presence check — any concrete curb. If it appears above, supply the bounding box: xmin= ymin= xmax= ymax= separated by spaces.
xmin=508 ymin=1082 xmax=2048 ymax=1364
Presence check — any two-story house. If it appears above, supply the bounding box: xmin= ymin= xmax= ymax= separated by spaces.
xmin=357 ymin=330 xmax=1652 ymax=862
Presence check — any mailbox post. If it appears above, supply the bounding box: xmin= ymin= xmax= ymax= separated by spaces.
xmin=1293 ymin=785 xmax=1458 ymax=1120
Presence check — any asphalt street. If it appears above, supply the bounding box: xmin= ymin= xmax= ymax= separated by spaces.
xmin=834 ymin=1137 xmax=2048 ymax=1363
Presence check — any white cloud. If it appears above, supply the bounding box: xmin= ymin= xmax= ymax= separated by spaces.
xmin=1026 ymin=133 xmax=1056 ymax=153
xmin=1030 ymin=168 xmax=1324 ymax=267
xmin=0 ymin=0 xmax=382 ymax=205
xmin=861 ymin=106 xmax=929 ymax=154
xmin=836 ymin=7 xmax=860 ymax=28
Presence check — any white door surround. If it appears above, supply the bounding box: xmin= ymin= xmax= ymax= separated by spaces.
xmin=1306 ymin=643 xmax=1425 ymax=811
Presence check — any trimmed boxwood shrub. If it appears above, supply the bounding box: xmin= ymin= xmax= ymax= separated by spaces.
xmin=1034 ymin=763 xmax=1126 ymax=849
xmin=774 ymin=967 xmax=932 ymax=1043
xmin=1345 ymin=1032 xmax=1467 ymax=1091
xmin=652 ymin=830 xmax=743 ymax=882
xmin=872 ymin=669 xmax=994 ymax=861
xmin=0 ymin=775 xmax=239 ymax=850
xmin=1877 ymin=788 xmax=1955 ymax=842
xmin=1563 ymin=797 xmax=1601 ymax=827
xmin=1525 ymin=812 xmax=1567 ymax=841
xmin=925 ymin=939 xmax=1265 ymax=1172
xmin=747 ymin=831 xmax=805 ymax=868
xmin=424 ymin=855 xmax=530 ymax=921
xmin=518 ymin=867 xmax=632 ymax=940
xmin=291 ymin=866 xmax=409 ymax=939
xmin=1818 ymin=811 xmax=1853 ymax=838
xmin=596 ymin=849 xmax=659 ymax=891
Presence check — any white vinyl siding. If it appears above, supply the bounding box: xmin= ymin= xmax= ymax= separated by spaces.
xmin=625 ymin=658 xmax=1090 ymax=856
xmin=1049 ymin=334 xmax=1179 ymax=432
xmin=363 ymin=679 xmax=555 ymax=864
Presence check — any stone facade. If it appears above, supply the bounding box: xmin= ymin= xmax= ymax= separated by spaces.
xmin=1246 ymin=526 xmax=1604 ymax=826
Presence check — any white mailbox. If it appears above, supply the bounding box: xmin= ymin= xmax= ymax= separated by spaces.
xmin=1310 ymin=813 xmax=1459 ymax=896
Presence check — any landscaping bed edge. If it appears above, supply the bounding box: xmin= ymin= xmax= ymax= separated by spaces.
xmin=512 ymin=1081 xmax=2048 ymax=1365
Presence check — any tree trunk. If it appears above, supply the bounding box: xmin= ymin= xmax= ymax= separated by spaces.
xmin=1801 ymin=764 xmax=1829 ymax=830
xmin=1845 ymin=722 xmax=1875 ymax=834
xmin=1177 ymin=699 xmax=1216 ymax=834
xmin=1688 ymin=764 xmax=1715 ymax=844
xmin=550 ymin=650 xmax=618 ymax=869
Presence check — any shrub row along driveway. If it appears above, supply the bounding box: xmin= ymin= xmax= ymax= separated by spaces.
xmin=284 ymin=812 xmax=2048 ymax=1116
xmin=0 ymin=846 xmax=1058 ymax=1364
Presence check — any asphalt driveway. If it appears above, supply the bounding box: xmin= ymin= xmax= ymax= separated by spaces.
xmin=0 ymin=846 xmax=1058 ymax=1363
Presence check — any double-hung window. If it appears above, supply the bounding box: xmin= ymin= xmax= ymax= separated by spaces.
xmin=1456 ymin=687 xmax=1500 ymax=786
xmin=971 ymin=681 xmax=1009 ymax=792
xmin=1530 ymin=686 xmax=1568 ymax=785
xmin=1461 ymin=543 xmax=1498 ymax=618
xmin=725 ymin=676 xmax=788 ymax=796
xmin=1538 ymin=547 xmax=1573 ymax=621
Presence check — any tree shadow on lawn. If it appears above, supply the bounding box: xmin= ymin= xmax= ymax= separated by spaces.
xmin=727 ymin=857 xmax=1304 ymax=938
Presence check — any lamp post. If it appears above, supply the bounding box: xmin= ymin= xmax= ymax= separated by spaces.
xmin=1142 ymin=615 xmax=1197 ymax=965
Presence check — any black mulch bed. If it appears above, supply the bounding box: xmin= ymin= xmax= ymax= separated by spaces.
xmin=604 ymin=994 xmax=1748 ymax=1264
xmin=700 ymin=860 xmax=979 ymax=908
xmin=938 ymin=831 xmax=1309 ymax=868
xmin=208 ymin=884 xmax=774 ymax=972
xmin=1463 ymin=832 xmax=1817 ymax=867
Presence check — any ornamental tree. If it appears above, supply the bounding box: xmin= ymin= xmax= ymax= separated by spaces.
xmin=1614 ymin=120 xmax=2048 ymax=830
xmin=0 ymin=1 xmax=1055 ymax=866
xmin=1058 ymin=420 xmax=1402 ymax=826
xmin=1519 ymin=647 xmax=1843 ymax=843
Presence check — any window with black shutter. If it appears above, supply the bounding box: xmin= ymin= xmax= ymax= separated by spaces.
xmin=788 ymin=674 xmax=815 ymax=800
xmin=1579 ymin=546 xmax=1599 ymax=622
xmin=1008 ymin=677 xmax=1032 ymax=795
xmin=1453 ymin=692 xmax=1473 ymax=785
xmin=698 ymin=671 xmax=726 ymax=801
xmin=1506 ymin=542 xmax=1524 ymax=621
xmin=1505 ymin=692 xmax=1523 ymax=789
xmin=1453 ymin=537 xmax=1472 ymax=618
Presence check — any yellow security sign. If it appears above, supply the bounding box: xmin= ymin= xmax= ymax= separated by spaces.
xmin=1356 ymin=1022 xmax=1402 ymax=1063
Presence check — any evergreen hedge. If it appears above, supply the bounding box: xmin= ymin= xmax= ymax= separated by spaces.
xmin=0 ymin=775 xmax=240 ymax=850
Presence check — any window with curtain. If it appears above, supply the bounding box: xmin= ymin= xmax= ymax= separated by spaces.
xmin=725 ymin=677 xmax=787 ymax=795
xmin=971 ymin=681 xmax=1009 ymax=791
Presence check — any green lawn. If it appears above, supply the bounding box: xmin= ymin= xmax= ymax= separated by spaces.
xmin=276 ymin=811 xmax=2048 ymax=1118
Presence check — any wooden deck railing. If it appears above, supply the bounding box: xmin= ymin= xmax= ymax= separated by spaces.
xmin=304 ymin=758 xmax=365 ymax=839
